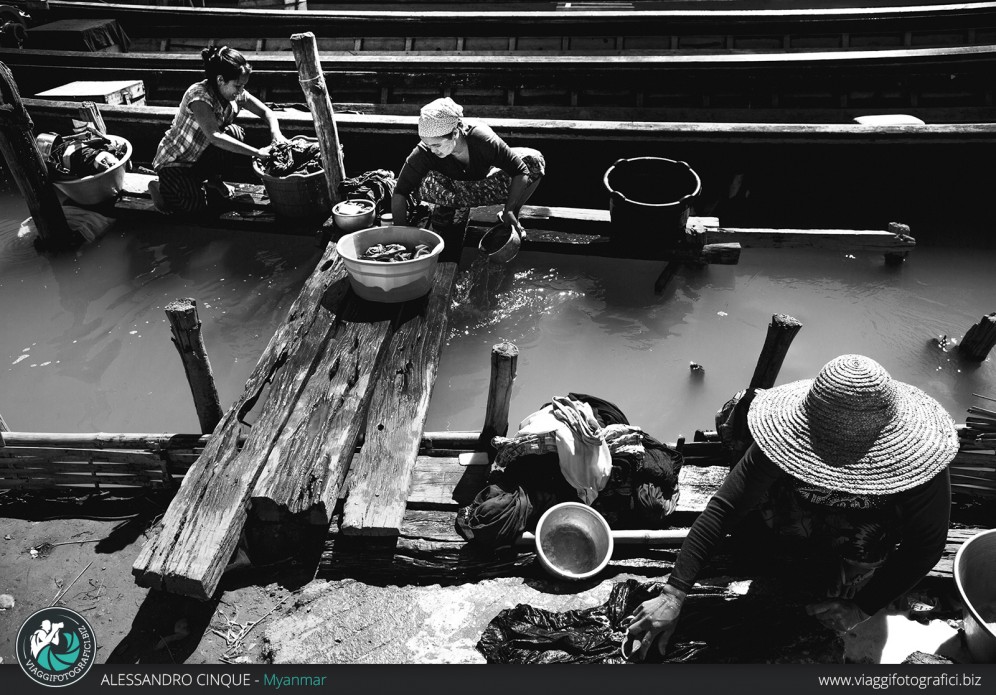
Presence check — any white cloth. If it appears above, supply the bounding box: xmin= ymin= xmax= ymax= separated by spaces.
xmin=517 ymin=397 xmax=612 ymax=504
xmin=418 ymin=97 xmax=464 ymax=138
xmin=18 ymin=207 xmax=114 ymax=244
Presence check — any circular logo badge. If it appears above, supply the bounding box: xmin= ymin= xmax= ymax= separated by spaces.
xmin=16 ymin=607 xmax=97 ymax=687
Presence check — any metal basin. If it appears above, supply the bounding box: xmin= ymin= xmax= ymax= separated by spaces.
xmin=534 ymin=502 xmax=613 ymax=581
xmin=954 ymin=528 xmax=996 ymax=663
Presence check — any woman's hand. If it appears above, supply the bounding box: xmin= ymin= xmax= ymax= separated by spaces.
xmin=499 ymin=209 xmax=525 ymax=237
xmin=256 ymin=144 xmax=273 ymax=159
xmin=271 ymin=132 xmax=291 ymax=147
xmin=806 ymin=600 xmax=871 ymax=633
xmin=621 ymin=585 xmax=687 ymax=662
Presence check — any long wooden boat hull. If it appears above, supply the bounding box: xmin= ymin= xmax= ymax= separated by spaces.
xmin=22 ymin=98 xmax=996 ymax=241
xmin=27 ymin=1 xmax=996 ymax=55
xmin=7 ymin=45 xmax=996 ymax=123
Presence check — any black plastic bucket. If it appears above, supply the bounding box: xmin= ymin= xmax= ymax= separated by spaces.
xmin=603 ymin=157 xmax=702 ymax=248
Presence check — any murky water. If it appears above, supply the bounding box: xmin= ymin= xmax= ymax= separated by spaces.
xmin=1 ymin=189 xmax=993 ymax=441
xmin=427 ymin=243 xmax=996 ymax=442
xmin=0 ymin=191 xmax=319 ymax=433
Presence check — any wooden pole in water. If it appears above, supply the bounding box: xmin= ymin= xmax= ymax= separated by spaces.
xmin=884 ymin=222 xmax=913 ymax=266
xmin=959 ymin=313 xmax=996 ymax=361
xmin=290 ymin=32 xmax=345 ymax=209
xmin=0 ymin=62 xmax=79 ymax=250
xmin=481 ymin=342 xmax=518 ymax=444
xmin=748 ymin=313 xmax=804 ymax=390
xmin=165 ymin=298 xmax=223 ymax=434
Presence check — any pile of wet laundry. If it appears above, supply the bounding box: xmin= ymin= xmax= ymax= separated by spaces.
xmin=361 ymin=243 xmax=433 ymax=262
xmin=39 ymin=132 xmax=126 ymax=180
xmin=456 ymin=393 xmax=684 ymax=552
xmin=257 ymin=137 xmax=323 ymax=177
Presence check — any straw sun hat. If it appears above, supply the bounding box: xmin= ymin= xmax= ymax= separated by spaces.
xmin=747 ymin=354 xmax=959 ymax=495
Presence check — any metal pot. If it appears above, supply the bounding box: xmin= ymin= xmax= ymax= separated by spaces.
xmin=34 ymin=132 xmax=62 ymax=160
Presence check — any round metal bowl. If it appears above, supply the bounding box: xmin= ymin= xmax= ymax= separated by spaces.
xmin=332 ymin=199 xmax=377 ymax=234
xmin=534 ymin=502 xmax=613 ymax=581
xmin=478 ymin=222 xmax=521 ymax=265
xmin=954 ymin=528 xmax=996 ymax=663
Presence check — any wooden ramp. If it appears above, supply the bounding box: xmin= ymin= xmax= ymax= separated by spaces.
xmin=131 ymin=236 xmax=460 ymax=600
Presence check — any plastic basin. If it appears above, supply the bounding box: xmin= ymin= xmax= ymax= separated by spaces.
xmin=335 ymin=226 xmax=444 ymax=303
xmin=52 ymin=135 xmax=132 ymax=205
xmin=535 ymin=502 xmax=614 ymax=581
xmin=954 ymin=528 xmax=996 ymax=663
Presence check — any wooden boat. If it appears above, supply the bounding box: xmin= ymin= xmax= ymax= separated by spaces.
xmin=8 ymin=43 xmax=996 ymax=124
xmin=23 ymin=1 xmax=996 ymax=56
xmin=23 ymin=97 xmax=996 ymax=240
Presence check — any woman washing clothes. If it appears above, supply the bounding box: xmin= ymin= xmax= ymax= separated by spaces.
xmin=391 ymin=98 xmax=544 ymax=253
xmin=149 ymin=45 xmax=288 ymax=215
xmin=622 ymin=355 xmax=957 ymax=662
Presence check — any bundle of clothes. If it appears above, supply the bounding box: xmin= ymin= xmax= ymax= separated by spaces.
xmin=40 ymin=132 xmax=126 ymax=181
xmin=361 ymin=243 xmax=433 ymax=262
xmin=456 ymin=393 xmax=684 ymax=552
xmin=257 ymin=137 xmax=323 ymax=177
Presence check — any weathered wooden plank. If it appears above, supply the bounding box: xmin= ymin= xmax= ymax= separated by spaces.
xmin=249 ymin=301 xmax=398 ymax=527
xmin=132 ymin=240 xmax=345 ymax=601
xmin=675 ymin=465 xmax=728 ymax=514
xmin=0 ymin=448 xmax=166 ymax=466
xmin=339 ymin=263 xmax=459 ymax=536
xmin=0 ymin=431 xmax=210 ymax=450
xmin=703 ymin=226 xmax=918 ymax=251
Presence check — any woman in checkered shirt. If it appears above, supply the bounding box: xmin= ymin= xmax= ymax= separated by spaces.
xmin=149 ymin=45 xmax=288 ymax=215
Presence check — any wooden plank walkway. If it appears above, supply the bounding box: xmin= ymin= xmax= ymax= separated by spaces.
xmin=131 ymin=233 xmax=461 ymax=599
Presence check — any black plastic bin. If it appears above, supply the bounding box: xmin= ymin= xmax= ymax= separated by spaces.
xmin=603 ymin=157 xmax=701 ymax=249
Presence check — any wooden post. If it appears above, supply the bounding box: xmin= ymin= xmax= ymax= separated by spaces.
xmin=165 ymin=298 xmax=223 ymax=434
xmin=0 ymin=62 xmax=80 ymax=250
xmin=884 ymin=222 xmax=913 ymax=266
xmin=748 ymin=313 xmax=804 ymax=390
xmin=481 ymin=342 xmax=518 ymax=444
xmin=654 ymin=261 xmax=682 ymax=294
xmin=718 ymin=314 xmax=803 ymax=456
xmin=76 ymin=101 xmax=106 ymax=135
xmin=290 ymin=32 xmax=345 ymax=208
xmin=959 ymin=313 xmax=996 ymax=361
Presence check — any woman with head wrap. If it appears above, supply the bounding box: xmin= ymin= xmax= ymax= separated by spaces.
xmin=621 ymin=355 xmax=957 ymax=662
xmin=149 ymin=45 xmax=289 ymax=215
xmin=391 ymin=98 xmax=544 ymax=249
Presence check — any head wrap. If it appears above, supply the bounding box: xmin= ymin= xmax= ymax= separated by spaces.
xmin=418 ymin=97 xmax=464 ymax=138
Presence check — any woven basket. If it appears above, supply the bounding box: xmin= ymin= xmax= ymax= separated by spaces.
xmin=252 ymin=136 xmax=332 ymax=219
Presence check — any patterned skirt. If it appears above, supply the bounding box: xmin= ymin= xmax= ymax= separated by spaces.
xmin=418 ymin=147 xmax=545 ymax=209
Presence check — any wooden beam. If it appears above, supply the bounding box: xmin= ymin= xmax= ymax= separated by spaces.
xmin=339 ymin=263 xmax=459 ymax=537
xmin=958 ymin=313 xmax=996 ymax=361
xmin=702 ymin=226 xmax=918 ymax=252
xmin=748 ymin=313 xmax=804 ymax=390
xmin=132 ymin=240 xmax=347 ymax=600
xmin=165 ymin=298 xmax=224 ymax=435
xmin=248 ymin=296 xmax=399 ymax=529
xmin=290 ymin=32 xmax=344 ymax=209
xmin=0 ymin=62 xmax=78 ymax=249
xmin=480 ymin=342 xmax=518 ymax=444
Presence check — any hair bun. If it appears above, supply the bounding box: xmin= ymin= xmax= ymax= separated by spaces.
xmin=201 ymin=45 xmax=223 ymax=62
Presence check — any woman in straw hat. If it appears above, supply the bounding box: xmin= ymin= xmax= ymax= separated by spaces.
xmin=390 ymin=97 xmax=544 ymax=248
xmin=622 ymin=354 xmax=959 ymax=661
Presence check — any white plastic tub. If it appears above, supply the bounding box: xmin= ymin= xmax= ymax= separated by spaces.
xmin=335 ymin=226 xmax=444 ymax=303
xmin=52 ymin=135 xmax=132 ymax=205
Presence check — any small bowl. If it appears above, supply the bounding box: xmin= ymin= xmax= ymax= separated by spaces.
xmin=534 ymin=502 xmax=614 ymax=581
xmin=332 ymin=198 xmax=377 ymax=233
xmin=478 ymin=223 xmax=521 ymax=265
